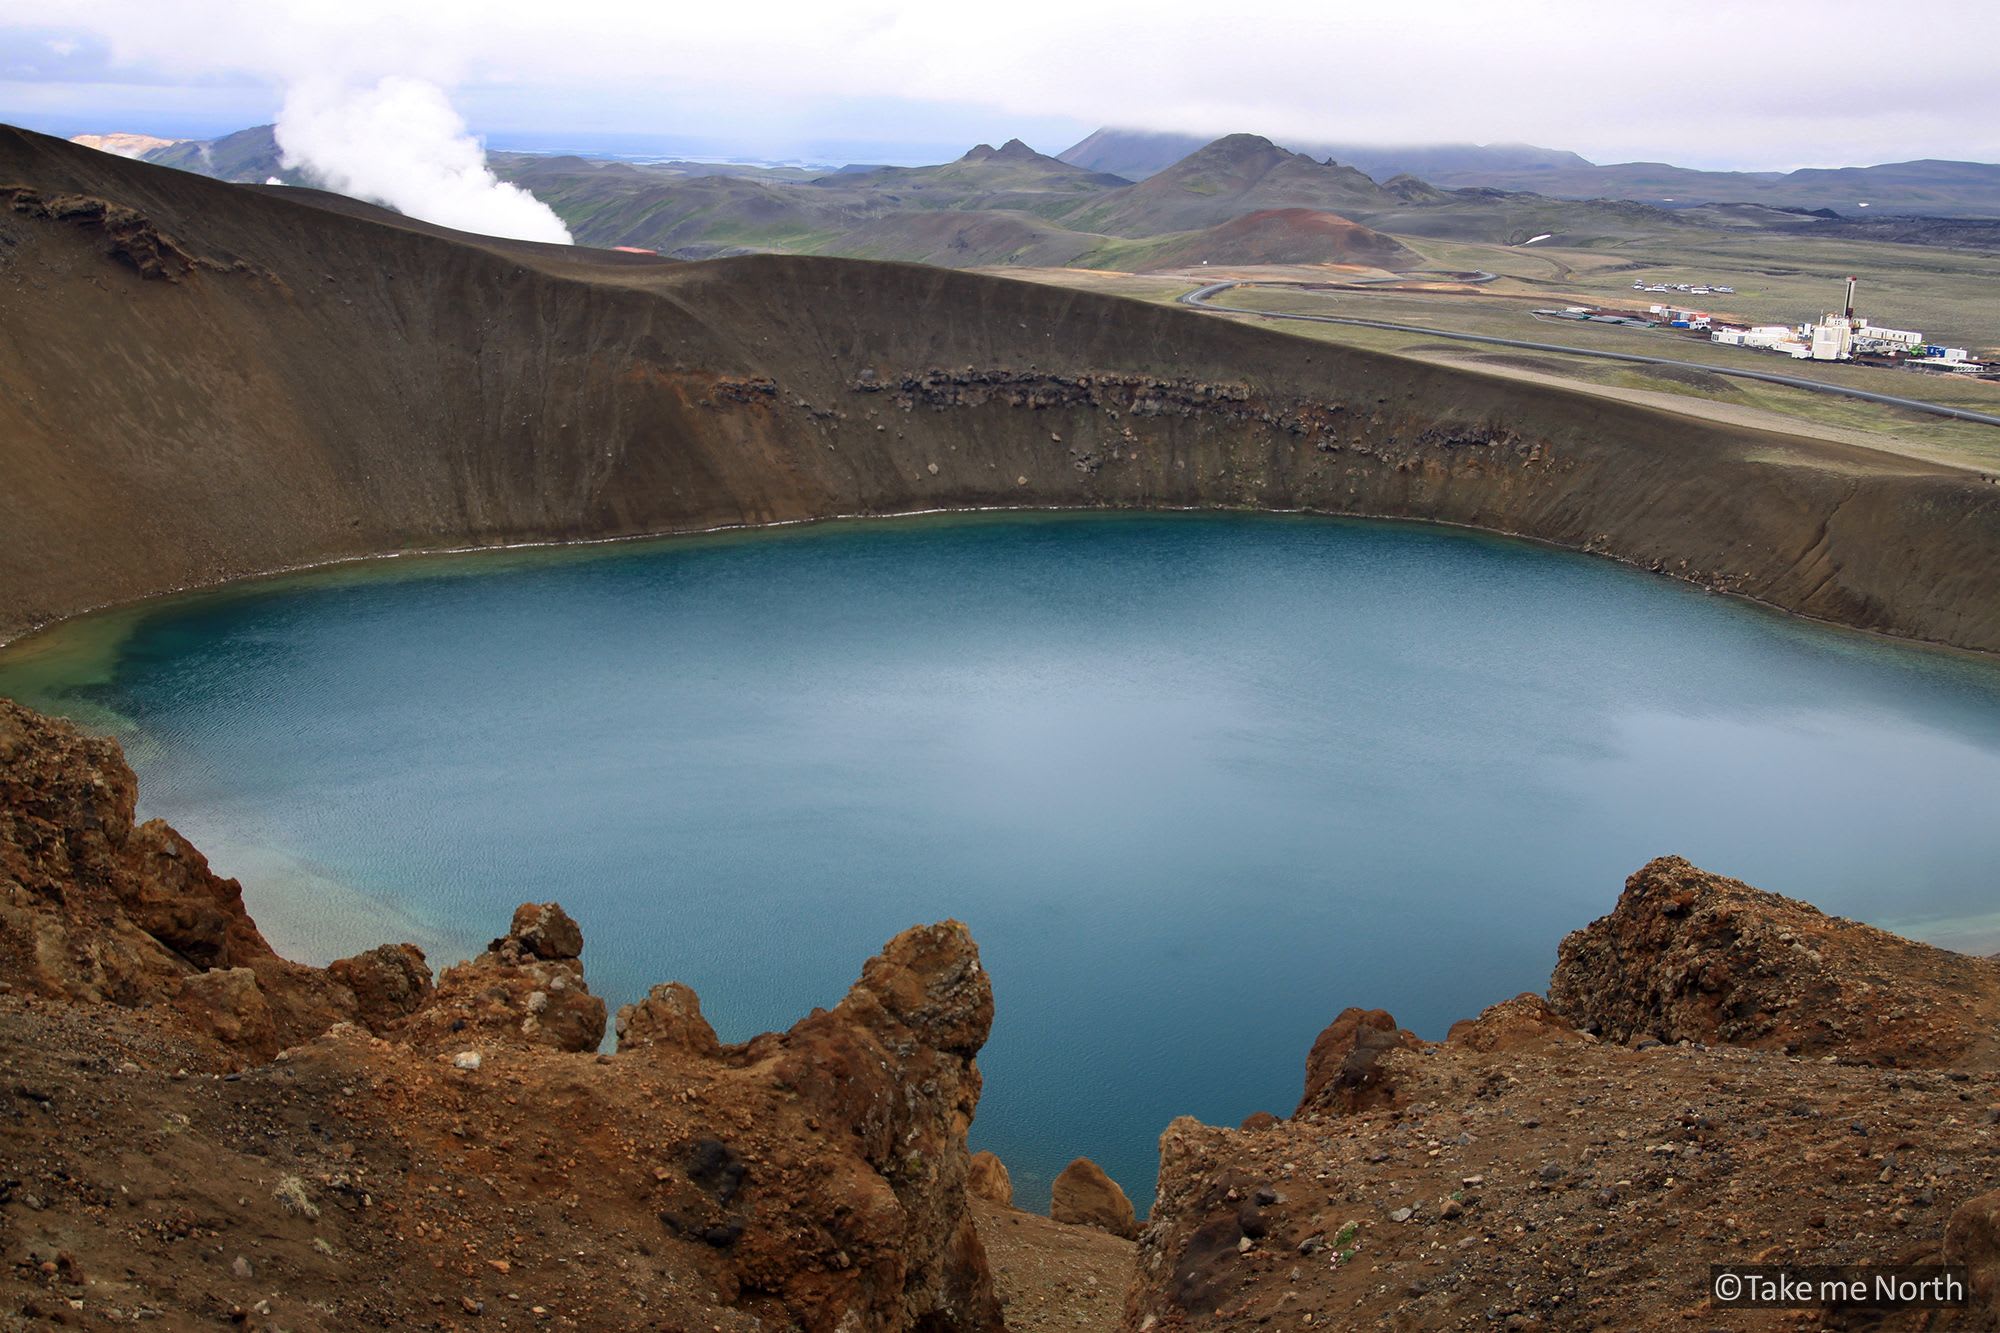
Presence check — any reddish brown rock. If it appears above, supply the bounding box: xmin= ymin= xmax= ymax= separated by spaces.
xmin=0 ymin=700 xmax=353 ymax=1057
xmin=1550 ymin=856 xmax=2000 ymax=1068
xmin=327 ymin=942 xmax=433 ymax=1035
xmin=0 ymin=700 xmax=1006 ymax=1331
xmin=400 ymin=902 xmax=607 ymax=1053
xmin=1445 ymin=992 xmax=1578 ymax=1053
xmin=1296 ymin=1007 xmax=1422 ymax=1117
xmin=1050 ymin=1158 xmax=1139 ymax=1239
xmin=1238 ymin=1110 xmax=1279 ymax=1132
xmin=174 ymin=966 xmax=274 ymax=1051
xmin=505 ymin=900 xmax=584 ymax=961
xmin=742 ymin=920 xmax=1003 ymax=1330
xmin=1946 ymin=1190 xmax=2000 ymax=1320
xmin=615 ymin=980 xmax=720 ymax=1057
xmin=967 ymin=1151 xmax=1013 ymax=1207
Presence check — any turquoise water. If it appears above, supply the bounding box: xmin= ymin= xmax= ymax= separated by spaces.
xmin=6 ymin=512 xmax=2000 ymax=1211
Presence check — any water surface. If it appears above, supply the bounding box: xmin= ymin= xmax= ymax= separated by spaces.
xmin=6 ymin=512 xmax=1999 ymax=1210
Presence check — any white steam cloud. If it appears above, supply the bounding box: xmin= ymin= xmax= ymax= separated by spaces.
xmin=275 ymin=78 xmax=571 ymax=245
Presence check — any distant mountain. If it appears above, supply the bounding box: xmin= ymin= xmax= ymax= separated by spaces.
xmin=1053 ymin=129 xmax=1221 ymax=182
xmin=69 ymin=132 xmax=185 ymax=159
xmin=113 ymin=123 xmax=1770 ymax=265
xmin=1059 ymin=128 xmax=1592 ymax=185
xmin=142 ymin=124 xmax=297 ymax=183
xmin=1055 ymin=134 xmax=1395 ymax=236
xmin=1060 ymin=127 xmax=2000 ymax=218
xmin=813 ymin=139 xmax=1133 ymax=209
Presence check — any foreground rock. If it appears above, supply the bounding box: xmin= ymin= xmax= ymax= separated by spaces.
xmin=0 ymin=701 xmax=1001 ymax=1332
xmin=1552 ymin=855 xmax=2000 ymax=1068
xmin=617 ymin=978 xmax=724 ymax=1056
xmin=1051 ymin=1158 xmax=1140 ymax=1239
xmin=1947 ymin=1191 xmax=2000 ymax=1317
xmin=968 ymin=1151 xmax=1014 ymax=1206
xmin=1295 ymin=1006 xmax=1422 ymax=1116
xmin=0 ymin=700 xmax=355 ymax=1057
xmin=1133 ymin=857 xmax=2000 ymax=1330
xmin=398 ymin=901 xmax=608 ymax=1052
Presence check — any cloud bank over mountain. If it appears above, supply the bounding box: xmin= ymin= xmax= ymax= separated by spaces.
xmin=3 ymin=0 xmax=1998 ymax=169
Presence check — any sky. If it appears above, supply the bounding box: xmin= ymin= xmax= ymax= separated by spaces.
xmin=4 ymin=0 xmax=1998 ymax=172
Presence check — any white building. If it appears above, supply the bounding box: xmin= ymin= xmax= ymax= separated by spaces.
xmin=1852 ymin=320 xmax=1925 ymax=351
xmin=1808 ymin=318 xmax=1853 ymax=361
xmin=1733 ymin=324 xmax=1799 ymax=349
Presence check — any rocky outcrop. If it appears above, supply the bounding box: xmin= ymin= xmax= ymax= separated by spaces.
xmin=325 ymin=942 xmax=433 ymax=1034
xmin=1550 ymin=855 xmax=2000 ymax=1068
xmin=398 ymin=902 xmax=607 ymax=1053
xmin=1295 ymin=1006 xmax=1422 ymax=1116
xmin=1050 ymin=1158 xmax=1139 ymax=1239
xmin=967 ymin=1151 xmax=1013 ymax=1207
xmin=752 ymin=920 xmax=1001 ymax=1331
xmin=1444 ymin=991 xmax=1578 ymax=1053
xmin=1947 ymin=1191 xmax=2000 ymax=1321
xmin=1133 ymin=858 xmax=2000 ymax=1331
xmin=3 ymin=185 xmax=205 ymax=281
xmin=0 ymin=698 xmax=1004 ymax=1332
xmin=615 ymin=979 xmax=722 ymax=1056
xmin=0 ymin=699 xmax=355 ymax=1058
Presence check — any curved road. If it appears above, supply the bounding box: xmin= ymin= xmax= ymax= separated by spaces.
xmin=1178 ymin=281 xmax=2000 ymax=429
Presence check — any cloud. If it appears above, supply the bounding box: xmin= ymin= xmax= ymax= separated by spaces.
xmin=275 ymin=77 xmax=571 ymax=244
xmin=4 ymin=0 xmax=1999 ymax=169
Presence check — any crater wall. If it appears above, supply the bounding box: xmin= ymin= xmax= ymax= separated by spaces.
xmin=4 ymin=125 xmax=1997 ymax=655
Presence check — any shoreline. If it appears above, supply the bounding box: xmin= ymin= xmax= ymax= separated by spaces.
xmin=10 ymin=501 xmax=2000 ymax=671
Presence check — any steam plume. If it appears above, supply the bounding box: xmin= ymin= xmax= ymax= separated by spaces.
xmin=275 ymin=77 xmax=571 ymax=244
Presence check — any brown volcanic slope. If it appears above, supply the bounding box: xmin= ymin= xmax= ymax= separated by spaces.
xmin=3 ymin=123 xmax=2000 ymax=657
xmin=1118 ymin=207 xmax=1422 ymax=271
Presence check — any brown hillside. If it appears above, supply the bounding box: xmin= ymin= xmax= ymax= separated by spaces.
xmin=822 ymin=208 xmax=1101 ymax=268
xmin=1126 ymin=207 xmax=1421 ymax=270
xmin=2 ymin=123 xmax=1999 ymax=659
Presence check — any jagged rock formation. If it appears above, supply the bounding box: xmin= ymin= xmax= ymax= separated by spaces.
xmin=4 ymin=124 xmax=2000 ymax=661
xmin=0 ymin=700 xmax=1002 ymax=1331
xmin=325 ymin=942 xmax=433 ymax=1032
xmin=0 ymin=699 xmax=358 ymax=1058
xmin=967 ymin=1151 xmax=1013 ymax=1206
xmin=1550 ymin=855 xmax=2000 ymax=1068
xmin=1442 ymin=991 xmax=1578 ymax=1053
xmin=397 ymin=902 xmax=609 ymax=1053
xmin=1050 ymin=1159 xmax=1139 ymax=1239
xmin=1 ymin=186 xmax=206 ymax=281
xmin=7 ymin=696 xmax=2000 ymax=1327
xmin=1294 ymin=1007 xmax=1422 ymax=1117
xmin=616 ymin=979 xmax=724 ymax=1056
xmin=1131 ymin=856 xmax=2000 ymax=1330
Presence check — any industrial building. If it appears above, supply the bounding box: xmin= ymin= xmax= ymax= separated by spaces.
xmin=1708 ymin=277 xmax=1986 ymax=371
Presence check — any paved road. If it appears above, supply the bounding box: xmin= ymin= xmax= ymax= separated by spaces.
xmin=1178 ymin=281 xmax=2000 ymax=429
